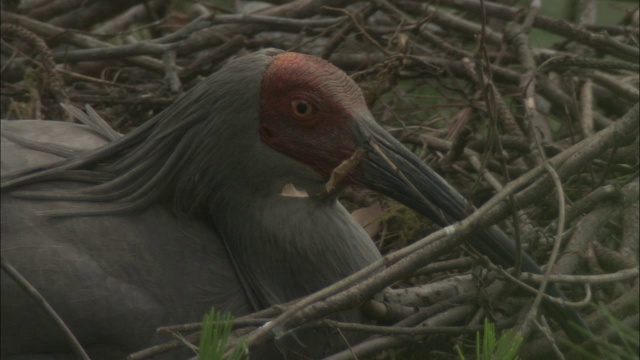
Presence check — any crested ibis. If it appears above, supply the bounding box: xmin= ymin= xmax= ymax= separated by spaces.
xmin=1 ymin=49 xmax=587 ymax=359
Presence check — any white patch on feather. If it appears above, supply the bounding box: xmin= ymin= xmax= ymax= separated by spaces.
xmin=280 ymin=183 xmax=309 ymax=198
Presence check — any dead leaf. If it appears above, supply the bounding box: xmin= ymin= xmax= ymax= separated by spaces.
xmin=325 ymin=149 xmax=366 ymax=194
xmin=351 ymin=202 xmax=383 ymax=238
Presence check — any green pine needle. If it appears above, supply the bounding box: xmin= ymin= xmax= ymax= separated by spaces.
xmin=198 ymin=307 xmax=248 ymax=360
xmin=456 ymin=319 xmax=523 ymax=360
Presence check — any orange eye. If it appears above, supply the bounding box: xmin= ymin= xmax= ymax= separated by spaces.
xmin=291 ymin=99 xmax=313 ymax=118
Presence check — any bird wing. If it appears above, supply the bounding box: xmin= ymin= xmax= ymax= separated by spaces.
xmin=1 ymin=120 xmax=254 ymax=356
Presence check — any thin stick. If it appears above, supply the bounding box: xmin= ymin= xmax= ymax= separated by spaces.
xmin=1 ymin=256 xmax=91 ymax=360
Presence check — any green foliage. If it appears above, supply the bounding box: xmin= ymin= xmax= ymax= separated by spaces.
xmin=570 ymin=303 xmax=640 ymax=360
xmin=456 ymin=319 xmax=523 ymax=360
xmin=198 ymin=308 xmax=248 ymax=360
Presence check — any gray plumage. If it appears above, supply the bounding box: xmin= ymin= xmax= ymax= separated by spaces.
xmin=2 ymin=49 xmax=380 ymax=359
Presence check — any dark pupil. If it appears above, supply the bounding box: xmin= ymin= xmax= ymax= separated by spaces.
xmin=296 ymin=102 xmax=308 ymax=115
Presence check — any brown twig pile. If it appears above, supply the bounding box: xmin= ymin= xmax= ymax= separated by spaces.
xmin=1 ymin=0 xmax=638 ymax=359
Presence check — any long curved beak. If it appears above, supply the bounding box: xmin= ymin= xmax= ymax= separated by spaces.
xmin=355 ymin=118 xmax=468 ymax=230
xmin=351 ymin=116 xmax=554 ymax=275
xmin=351 ymin=116 xmax=519 ymax=266
xmin=350 ymin=115 xmax=590 ymax=342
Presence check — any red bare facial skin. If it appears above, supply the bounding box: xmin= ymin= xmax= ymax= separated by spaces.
xmin=259 ymin=53 xmax=369 ymax=184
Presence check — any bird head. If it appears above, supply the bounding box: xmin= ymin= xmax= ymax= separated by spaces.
xmin=259 ymin=52 xmax=368 ymax=184
xmin=257 ymin=51 xmax=463 ymax=223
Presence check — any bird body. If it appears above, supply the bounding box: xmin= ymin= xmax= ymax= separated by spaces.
xmin=1 ymin=118 xmax=380 ymax=358
xmin=1 ymin=51 xmax=383 ymax=356
xmin=1 ymin=49 xmax=588 ymax=359
xmin=1 ymin=120 xmax=250 ymax=357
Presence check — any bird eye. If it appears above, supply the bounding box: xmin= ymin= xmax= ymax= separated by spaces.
xmin=291 ymin=99 xmax=313 ymax=118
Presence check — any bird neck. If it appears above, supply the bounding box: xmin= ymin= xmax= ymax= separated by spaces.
xmin=208 ymin=187 xmax=381 ymax=309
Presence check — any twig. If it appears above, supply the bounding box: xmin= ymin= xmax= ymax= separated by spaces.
xmin=562 ymin=184 xmax=621 ymax=226
xmin=1 ymin=256 xmax=91 ymax=360
xmin=537 ymin=55 xmax=640 ymax=72
xmin=519 ymin=268 xmax=639 ymax=284
xmin=1 ymin=11 xmax=167 ymax=73
xmin=162 ymin=49 xmax=181 ymax=93
xmin=323 ymin=304 xmax=480 ymax=360
xmin=520 ymin=132 xmax=566 ymax=333
xmin=554 ymin=201 xmax=622 ymax=276
xmin=534 ymin=317 xmax=566 ymax=360
xmin=590 ymin=71 xmax=640 ymax=102
xmin=475 ymin=257 xmax=593 ymax=308
xmin=1 ymin=23 xmax=70 ymax=117
xmin=313 ymin=317 xmax=515 ymax=335
xmin=420 ymin=0 xmax=639 ymax=61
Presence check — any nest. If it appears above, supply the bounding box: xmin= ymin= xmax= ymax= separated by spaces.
xmin=1 ymin=0 xmax=638 ymax=359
